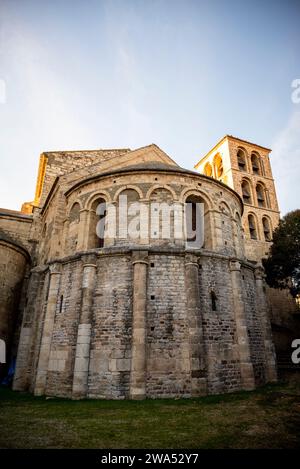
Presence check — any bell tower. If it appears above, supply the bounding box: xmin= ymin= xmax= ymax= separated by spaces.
xmin=194 ymin=135 xmax=280 ymax=262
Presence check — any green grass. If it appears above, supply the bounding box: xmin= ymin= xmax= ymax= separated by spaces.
xmin=0 ymin=381 xmax=300 ymax=448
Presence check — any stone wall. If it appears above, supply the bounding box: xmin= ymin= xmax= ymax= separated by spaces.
xmin=36 ymin=149 xmax=131 ymax=208
xmin=0 ymin=209 xmax=32 ymax=379
xmin=0 ymin=209 xmax=33 ymax=253
xmin=146 ymin=254 xmax=190 ymax=397
xmin=0 ymin=241 xmax=28 ymax=379
xmin=199 ymin=255 xmax=242 ymax=394
xmin=88 ymin=254 xmax=132 ymax=399
xmin=13 ymin=247 xmax=276 ymax=398
xmin=35 ymin=167 xmax=244 ymax=265
xmin=243 ymin=266 xmax=265 ymax=385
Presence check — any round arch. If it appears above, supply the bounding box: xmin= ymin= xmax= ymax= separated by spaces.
xmin=203 ymin=162 xmax=213 ymax=177
xmin=218 ymin=200 xmax=232 ymax=216
xmin=68 ymin=201 xmax=81 ymax=221
xmin=145 ymin=184 xmax=177 ymax=201
xmin=113 ymin=185 xmax=144 ymax=202
xmin=251 ymin=151 xmax=264 ymax=176
xmin=85 ymin=190 xmax=111 ymax=210
xmin=247 ymin=211 xmax=260 ymax=240
xmin=179 ymin=187 xmax=213 ymax=210
xmin=237 ymin=146 xmax=249 ymax=172
xmin=67 ymin=199 xmax=83 ymax=217
xmin=213 ymin=153 xmax=224 ymax=179
xmin=262 ymin=214 xmax=272 ymax=241
xmin=255 ymin=181 xmax=268 ymax=208
xmin=241 ymin=178 xmax=254 ymax=205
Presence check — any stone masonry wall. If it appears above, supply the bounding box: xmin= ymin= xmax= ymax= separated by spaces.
xmin=13 ymin=248 xmax=275 ymax=399
xmin=46 ymin=259 xmax=83 ymax=397
xmin=199 ymin=255 xmax=241 ymax=394
xmin=88 ymin=254 xmax=132 ymax=399
xmin=0 ymin=242 xmax=27 ymax=378
xmin=146 ymin=254 xmax=190 ymax=397
xmin=0 ymin=210 xmax=33 ymax=253
xmin=242 ymin=266 xmax=265 ymax=385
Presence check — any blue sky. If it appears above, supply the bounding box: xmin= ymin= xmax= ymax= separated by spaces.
xmin=0 ymin=0 xmax=299 ymax=214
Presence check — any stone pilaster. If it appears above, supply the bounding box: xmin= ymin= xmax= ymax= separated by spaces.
xmin=212 ymin=211 xmax=224 ymax=251
xmin=185 ymin=254 xmax=207 ymax=396
xmin=130 ymin=251 xmax=148 ymax=400
xmin=72 ymin=257 xmax=97 ymax=399
xmin=77 ymin=209 xmax=89 ymax=251
xmin=105 ymin=202 xmax=116 ymax=247
xmin=254 ymin=266 xmax=277 ymax=382
xmin=13 ymin=270 xmax=36 ymax=391
xmin=139 ymin=199 xmax=150 ymax=246
xmin=230 ymin=260 xmax=255 ymax=390
xmin=62 ymin=218 xmax=69 ymax=252
xmin=34 ymin=263 xmax=61 ymax=396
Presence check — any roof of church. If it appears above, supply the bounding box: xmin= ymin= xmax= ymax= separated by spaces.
xmin=64 ymin=159 xmax=244 ymax=214
xmin=0 ymin=207 xmax=32 ymax=219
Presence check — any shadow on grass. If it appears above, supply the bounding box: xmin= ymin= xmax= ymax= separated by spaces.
xmin=0 ymin=381 xmax=299 ymax=449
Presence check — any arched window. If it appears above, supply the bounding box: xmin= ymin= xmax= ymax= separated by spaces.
xmin=251 ymin=152 xmax=262 ymax=175
xmin=237 ymin=149 xmax=247 ymax=172
xmin=241 ymin=180 xmax=252 ymax=204
xmin=88 ymin=197 xmax=107 ymax=248
xmin=262 ymin=216 xmax=272 ymax=241
xmin=256 ymin=183 xmax=266 ymax=208
xmin=248 ymin=214 xmax=258 ymax=240
xmin=69 ymin=202 xmax=80 ymax=222
xmin=204 ymin=162 xmax=213 ymax=177
xmin=185 ymin=194 xmax=209 ymax=249
xmin=214 ymin=154 xmax=223 ymax=179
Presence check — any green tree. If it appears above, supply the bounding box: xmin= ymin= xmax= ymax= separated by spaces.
xmin=263 ymin=210 xmax=300 ymax=298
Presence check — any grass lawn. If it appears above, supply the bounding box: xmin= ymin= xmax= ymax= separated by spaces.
xmin=0 ymin=381 xmax=300 ymax=449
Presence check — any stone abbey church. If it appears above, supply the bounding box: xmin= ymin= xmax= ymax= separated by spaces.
xmin=1 ymin=135 xmax=292 ymax=399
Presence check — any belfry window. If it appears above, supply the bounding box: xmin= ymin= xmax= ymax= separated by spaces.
xmin=214 ymin=154 xmax=223 ymax=179
xmin=241 ymin=180 xmax=252 ymax=204
xmin=237 ymin=149 xmax=247 ymax=172
xmin=248 ymin=214 xmax=258 ymax=240
xmin=251 ymin=153 xmax=262 ymax=175
xmin=256 ymin=184 xmax=266 ymax=208
xmin=204 ymin=162 xmax=213 ymax=177
xmin=262 ymin=217 xmax=272 ymax=241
